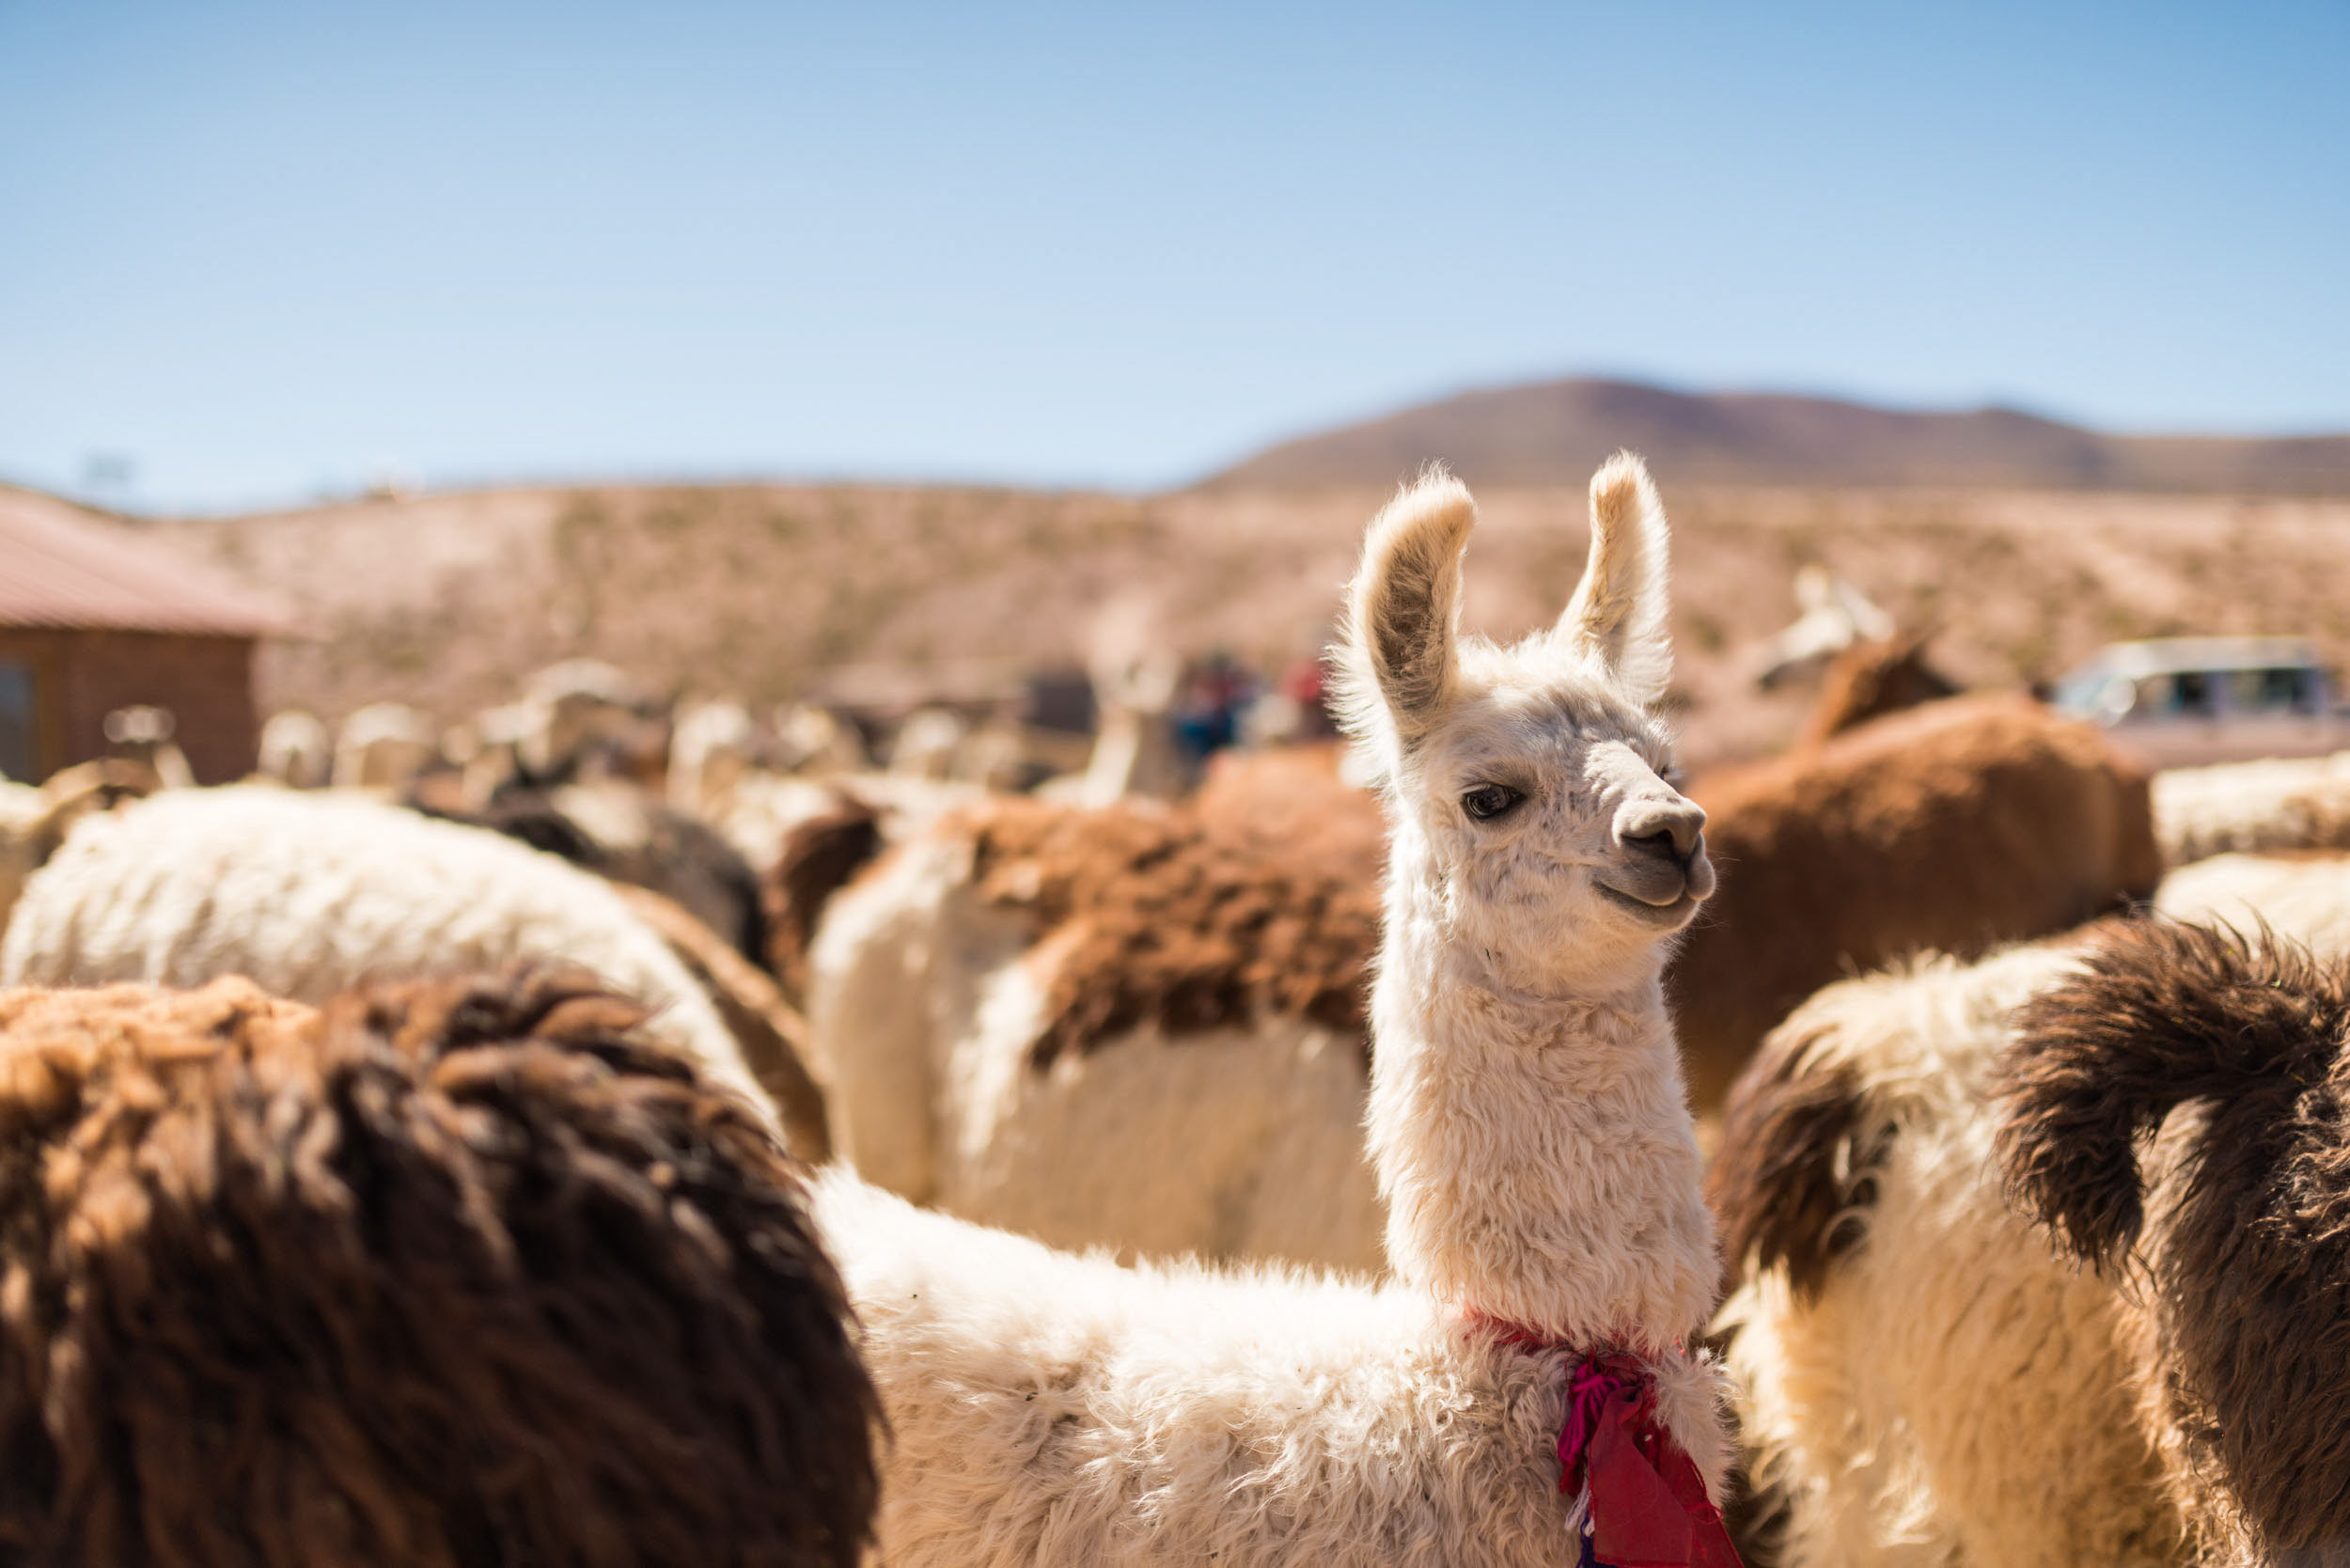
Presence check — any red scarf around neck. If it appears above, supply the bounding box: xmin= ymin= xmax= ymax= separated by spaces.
xmin=1469 ymin=1315 xmax=1743 ymax=1568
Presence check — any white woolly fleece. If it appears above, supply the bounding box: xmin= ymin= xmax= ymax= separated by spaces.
xmin=2154 ymin=848 xmax=2350 ymax=953
xmin=2151 ymin=750 xmax=2350 ymax=866
xmin=1722 ymin=852 xmax=2350 ymax=1568
xmin=820 ymin=458 xmax=1736 ymax=1565
xmin=807 ymin=822 xmax=1386 ymax=1270
xmin=0 ymin=786 xmax=767 ymax=1118
xmin=818 ymin=1170 xmax=1731 ymax=1568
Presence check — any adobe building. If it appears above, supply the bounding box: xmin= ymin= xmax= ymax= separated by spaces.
xmin=0 ymin=491 xmax=290 ymax=784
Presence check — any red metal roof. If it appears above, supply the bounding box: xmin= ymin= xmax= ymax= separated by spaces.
xmin=0 ymin=489 xmax=294 ymax=637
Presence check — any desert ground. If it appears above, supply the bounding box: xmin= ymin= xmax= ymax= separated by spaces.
xmin=127 ymin=478 xmax=2350 ymax=770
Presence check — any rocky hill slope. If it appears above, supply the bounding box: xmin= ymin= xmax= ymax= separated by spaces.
xmin=1207 ymin=378 xmax=2350 ymax=494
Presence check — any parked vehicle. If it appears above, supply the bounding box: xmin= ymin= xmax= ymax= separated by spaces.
xmin=2052 ymin=637 xmax=2346 ymax=768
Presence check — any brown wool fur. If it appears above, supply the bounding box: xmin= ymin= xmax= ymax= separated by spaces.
xmin=1704 ymin=1016 xmax=1884 ymax=1301
xmin=611 ymin=881 xmax=837 ymax=1164
xmin=768 ymin=753 xmax=1390 ymax=1068
xmin=764 ymin=795 xmax=887 ymax=1000
xmin=1793 ymin=633 xmax=1961 ymax=749
xmin=1188 ymin=742 xmax=1390 ymax=872
xmin=961 ymin=791 xmax=1384 ymax=1066
xmin=1673 ymin=693 xmax=2163 ymax=1111
xmin=427 ymin=785 xmax=773 ymax=966
xmin=0 ymin=971 xmax=879 ymax=1568
xmin=1998 ymin=920 xmax=2350 ymax=1565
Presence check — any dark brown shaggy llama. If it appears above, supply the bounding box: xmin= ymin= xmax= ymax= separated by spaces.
xmin=614 ymin=880 xmax=836 ymax=1163
xmin=417 ymin=782 xmax=771 ymax=966
xmin=1792 ymin=632 xmax=1961 ymax=748
xmin=1998 ymin=920 xmax=2350 ymax=1567
xmin=1671 ymin=693 xmax=2163 ymax=1113
xmin=0 ymin=972 xmax=878 ymax=1568
xmin=1702 ymin=1013 xmax=1884 ymax=1303
xmin=764 ymin=793 xmax=885 ymax=1001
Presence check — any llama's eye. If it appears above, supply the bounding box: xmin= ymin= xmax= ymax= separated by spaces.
xmin=1461 ymin=784 xmax=1522 ymax=822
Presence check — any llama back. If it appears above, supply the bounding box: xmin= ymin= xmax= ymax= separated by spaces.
xmin=0 ymin=786 xmax=768 ymax=1120
xmin=815 ymin=1170 xmax=1583 ymax=1568
xmin=0 ymin=972 xmax=877 ymax=1565
xmin=805 ymin=790 xmax=1387 ymax=1268
xmin=1711 ymin=938 xmax=2180 ymax=1568
xmin=2000 ymin=921 xmax=2350 ymax=1565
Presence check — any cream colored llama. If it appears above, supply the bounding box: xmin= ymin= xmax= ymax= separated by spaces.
xmin=1709 ymin=850 xmax=2350 ymax=1568
xmin=668 ymin=696 xmax=757 ymax=819
xmin=256 ymin=708 xmax=332 ymax=788
xmin=1061 ymin=646 xmax=1185 ymax=805
xmin=805 ymin=787 xmax=1386 ymax=1268
xmin=813 ymin=455 xmax=1739 ymax=1566
xmin=2150 ymin=748 xmax=2350 ymax=865
xmin=333 ymin=700 xmax=438 ymax=791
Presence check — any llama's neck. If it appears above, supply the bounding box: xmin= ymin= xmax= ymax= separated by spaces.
xmin=1365 ymin=842 xmax=1719 ymax=1351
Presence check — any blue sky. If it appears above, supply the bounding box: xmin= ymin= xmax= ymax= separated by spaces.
xmin=2 ymin=0 xmax=2345 ymax=511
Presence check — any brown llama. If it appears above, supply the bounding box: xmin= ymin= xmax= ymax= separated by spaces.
xmin=1791 ymin=631 xmax=1961 ymax=747
xmin=0 ymin=970 xmax=879 ymax=1567
xmin=1999 ymin=919 xmax=2350 ymax=1568
xmin=805 ymin=779 xmax=1387 ymax=1268
xmin=1672 ymin=692 xmax=2162 ymax=1111
xmin=764 ymin=791 xmax=887 ymax=1000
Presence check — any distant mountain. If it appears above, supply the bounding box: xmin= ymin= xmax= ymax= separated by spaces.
xmin=1203 ymin=378 xmax=2350 ymax=494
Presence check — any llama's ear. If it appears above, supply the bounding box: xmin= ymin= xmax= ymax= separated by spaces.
xmin=1336 ymin=470 xmax=1475 ymax=750
xmin=1557 ymin=451 xmax=1672 ymax=707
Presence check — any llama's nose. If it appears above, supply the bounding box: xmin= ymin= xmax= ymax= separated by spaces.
xmin=1616 ymin=798 xmax=1706 ymax=864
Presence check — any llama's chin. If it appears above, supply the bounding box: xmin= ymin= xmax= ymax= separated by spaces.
xmin=1594 ymin=880 xmax=1708 ymax=932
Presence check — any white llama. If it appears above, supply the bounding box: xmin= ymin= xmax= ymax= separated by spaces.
xmin=805 ymin=783 xmax=1387 ymax=1269
xmin=813 ymin=454 xmax=1739 ymax=1566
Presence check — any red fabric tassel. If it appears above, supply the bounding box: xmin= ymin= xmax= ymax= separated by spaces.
xmin=1470 ymin=1321 xmax=1743 ymax=1568
xmin=1562 ymin=1355 xmax=1739 ymax=1568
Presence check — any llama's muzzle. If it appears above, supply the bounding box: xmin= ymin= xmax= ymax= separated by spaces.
xmin=1599 ymin=797 xmax=1714 ymax=912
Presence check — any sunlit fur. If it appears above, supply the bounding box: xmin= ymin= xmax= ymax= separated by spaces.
xmin=814 ymin=455 xmax=1734 ymax=1565
xmin=2151 ymin=750 xmax=2350 ymax=866
xmin=804 ymin=793 xmax=1386 ymax=1271
xmin=0 ymin=786 xmax=774 ymax=1126
xmin=0 ymin=765 xmax=156 ymax=944
xmin=0 ymin=972 xmax=878 ymax=1566
xmin=1716 ymin=852 xmax=2350 ymax=1568
xmin=1999 ymin=917 xmax=2350 ymax=1568
xmin=1714 ymin=940 xmax=2174 ymax=1568
xmin=1339 ymin=455 xmax=1721 ymax=1341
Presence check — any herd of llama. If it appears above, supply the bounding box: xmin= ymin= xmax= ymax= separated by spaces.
xmin=1 ymin=454 xmax=2348 ymax=1565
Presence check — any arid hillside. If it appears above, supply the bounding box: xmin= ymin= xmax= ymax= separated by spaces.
xmin=1209 ymin=378 xmax=2350 ymax=495
xmin=84 ymin=478 xmax=2350 ymax=773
